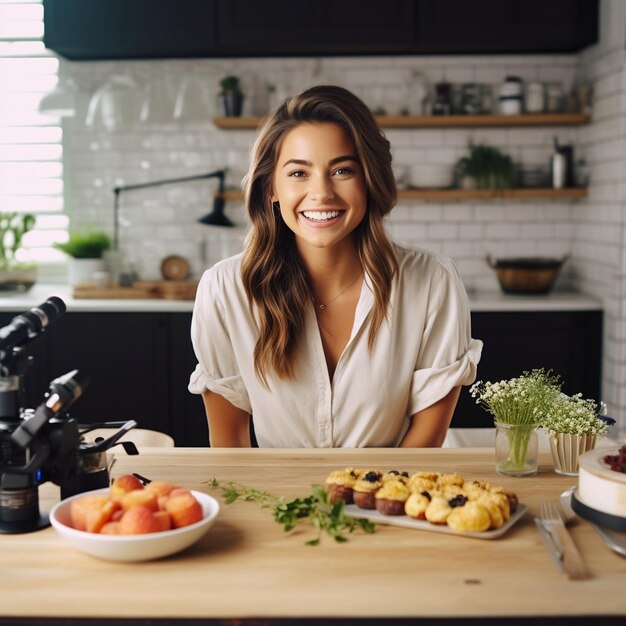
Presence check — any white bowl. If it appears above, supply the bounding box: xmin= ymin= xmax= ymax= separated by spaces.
xmin=49 ymin=488 xmax=219 ymax=562
xmin=409 ymin=163 xmax=454 ymax=188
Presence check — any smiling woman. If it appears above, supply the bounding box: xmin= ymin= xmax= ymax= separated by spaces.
xmin=188 ymin=85 xmax=482 ymax=449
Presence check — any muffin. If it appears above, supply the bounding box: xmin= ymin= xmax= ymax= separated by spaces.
xmin=407 ymin=473 xmax=438 ymax=494
xmin=382 ymin=470 xmax=410 ymax=483
xmin=324 ymin=468 xmax=362 ymax=505
xmin=352 ymin=470 xmax=384 ymax=509
xmin=437 ymin=472 xmax=465 ymax=488
xmin=375 ymin=480 xmax=410 ymax=515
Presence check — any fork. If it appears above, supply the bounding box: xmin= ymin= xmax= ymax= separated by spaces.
xmin=539 ymin=499 xmax=591 ymax=580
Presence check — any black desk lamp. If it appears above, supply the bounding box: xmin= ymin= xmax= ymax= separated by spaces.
xmin=112 ymin=169 xmax=233 ymax=250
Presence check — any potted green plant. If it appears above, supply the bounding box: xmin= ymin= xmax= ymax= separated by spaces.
xmin=0 ymin=212 xmax=37 ymax=291
xmin=456 ymin=143 xmax=515 ymax=189
xmin=54 ymin=231 xmax=111 ymax=286
xmin=540 ymin=393 xmax=609 ymax=476
xmin=218 ymin=75 xmax=244 ymax=117
xmin=470 ymin=369 xmax=562 ymax=477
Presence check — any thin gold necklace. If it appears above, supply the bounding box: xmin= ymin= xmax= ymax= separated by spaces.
xmin=314 ymin=273 xmax=362 ymax=311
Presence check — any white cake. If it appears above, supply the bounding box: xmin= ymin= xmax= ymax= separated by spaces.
xmin=578 ymin=445 xmax=626 ymax=518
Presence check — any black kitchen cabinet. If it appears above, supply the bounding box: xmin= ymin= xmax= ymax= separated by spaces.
xmin=45 ymin=313 xmax=171 ymax=433
xmin=169 ymin=313 xmax=208 ymax=446
xmin=1 ymin=307 xmax=602 ymax=442
xmin=415 ymin=0 xmax=599 ymax=54
xmin=43 ymin=0 xmax=598 ymax=60
xmin=216 ymin=0 xmax=415 ymax=56
xmin=0 ymin=309 xmax=207 ymax=446
xmin=43 ymin=0 xmax=218 ymax=61
xmin=452 ymin=310 xmax=603 ymax=428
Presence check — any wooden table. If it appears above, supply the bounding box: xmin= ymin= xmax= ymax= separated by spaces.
xmin=2 ymin=448 xmax=625 ymax=626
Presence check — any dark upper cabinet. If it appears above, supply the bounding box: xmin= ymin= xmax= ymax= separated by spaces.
xmin=43 ymin=0 xmax=598 ymax=60
xmin=415 ymin=0 xmax=599 ymax=54
xmin=43 ymin=0 xmax=218 ymax=60
xmin=216 ymin=0 xmax=415 ymax=56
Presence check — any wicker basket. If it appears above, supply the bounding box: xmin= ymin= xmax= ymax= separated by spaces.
xmin=487 ymin=255 xmax=568 ymax=294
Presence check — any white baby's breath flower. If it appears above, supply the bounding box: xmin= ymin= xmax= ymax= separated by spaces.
xmin=541 ymin=393 xmax=607 ymax=436
xmin=471 ymin=369 xmax=562 ymax=426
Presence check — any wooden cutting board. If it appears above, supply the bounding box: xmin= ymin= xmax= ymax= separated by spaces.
xmin=73 ymin=280 xmax=198 ymax=300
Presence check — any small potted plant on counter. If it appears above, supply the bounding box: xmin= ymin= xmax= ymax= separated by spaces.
xmin=218 ymin=75 xmax=244 ymax=117
xmin=541 ymin=392 xmax=611 ymax=476
xmin=0 ymin=212 xmax=37 ymax=291
xmin=54 ymin=231 xmax=111 ymax=286
xmin=456 ymin=143 xmax=515 ymax=190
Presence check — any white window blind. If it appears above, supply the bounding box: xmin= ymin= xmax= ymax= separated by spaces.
xmin=0 ymin=0 xmax=68 ymax=274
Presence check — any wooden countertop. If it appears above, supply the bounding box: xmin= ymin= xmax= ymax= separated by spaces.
xmin=2 ymin=448 xmax=625 ymax=625
xmin=0 ymin=284 xmax=603 ymax=313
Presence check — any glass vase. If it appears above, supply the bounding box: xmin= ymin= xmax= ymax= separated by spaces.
xmin=495 ymin=422 xmax=538 ymax=477
xmin=548 ymin=432 xmax=597 ymax=476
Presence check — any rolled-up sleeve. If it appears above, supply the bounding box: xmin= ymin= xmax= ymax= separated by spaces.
xmin=408 ymin=258 xmax=482 ymax=415
xmin=188 ymin=267 xmax=252 ymax=414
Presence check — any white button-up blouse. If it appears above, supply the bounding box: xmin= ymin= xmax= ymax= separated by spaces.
xmin=189 ymin=244 xmax=482 ymax=447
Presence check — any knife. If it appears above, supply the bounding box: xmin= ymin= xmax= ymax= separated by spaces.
xmin=534 ymin=518 xmax=564 ymax=572
xmin=593 ymin=523 xmax=626 ymax=558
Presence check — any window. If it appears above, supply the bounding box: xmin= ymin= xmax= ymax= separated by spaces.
xmin=0 ymin=0 xmax=68 ymax=279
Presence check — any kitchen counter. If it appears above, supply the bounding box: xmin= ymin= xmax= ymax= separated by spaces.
xmin=0 ymin=284 xmax=603 ymax=313
xmin=1 ymin=447 xmax=624 ymax=625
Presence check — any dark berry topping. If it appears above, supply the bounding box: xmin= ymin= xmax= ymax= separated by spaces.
xmin=363 ymin=471 xmax=382 ymax=482
xmin=420 ymin=491 xmax=432 ymax=501
xmin=448 ymin=495 xmax=468 ymax=508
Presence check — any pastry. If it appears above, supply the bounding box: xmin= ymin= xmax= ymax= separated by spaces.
xmin=352 ymin=470 xmax=383 ymax=509
xmin=425 ymin=495 xmax=452 ymax=524
xmin=383 ymin=470 xmax=409 ymax=483
xmin=324 ymin=466 xmax=519 ymax=533
xmin=375 ymin=480 xmax=410 ymax=515
xmin=437 ymin=472 xmax=465 ymax=487
xmin=447 ymin=501 xmax=492 ymax=532
xmin=324 ymin=468 xmax=362 ymax=505
xmin=407 ymin=473 xmax=438 ymax=494
xmin=475 ymin=494 xmax=505 ymax=529
xmin=404 ymin=492 xmax=431 ymax=520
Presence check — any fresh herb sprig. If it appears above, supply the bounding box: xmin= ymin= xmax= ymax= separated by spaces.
xmin=208 ymin=479 xmax=375 ymax=545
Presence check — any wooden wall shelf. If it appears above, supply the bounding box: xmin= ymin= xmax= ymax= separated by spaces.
xmin=213 ymin=113 xmax=591 ymax=130
xmin=220 ymin=187 xmax=587 ymax=202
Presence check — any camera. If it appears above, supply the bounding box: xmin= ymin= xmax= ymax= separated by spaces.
xmin=0 ymin=297 xmax=137 ymax=534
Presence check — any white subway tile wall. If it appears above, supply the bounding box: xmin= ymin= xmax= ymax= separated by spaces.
xmin=58 ymin=43 xmax=625 ymax=435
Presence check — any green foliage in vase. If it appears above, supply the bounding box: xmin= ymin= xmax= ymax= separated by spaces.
xmin=54 ymin=231 xmax=111 ymax=259
xmin=0 ymin=213 xmax=36 ymax=268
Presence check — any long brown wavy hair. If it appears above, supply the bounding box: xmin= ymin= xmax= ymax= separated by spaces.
xmin=241 ymin=85 xmax=398 ymax=384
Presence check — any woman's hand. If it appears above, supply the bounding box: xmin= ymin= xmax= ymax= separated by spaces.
xmin=399 ymin=386 xmax=461 ymax=448
xmin=202 ymin=390 xmax=252 ymax=447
